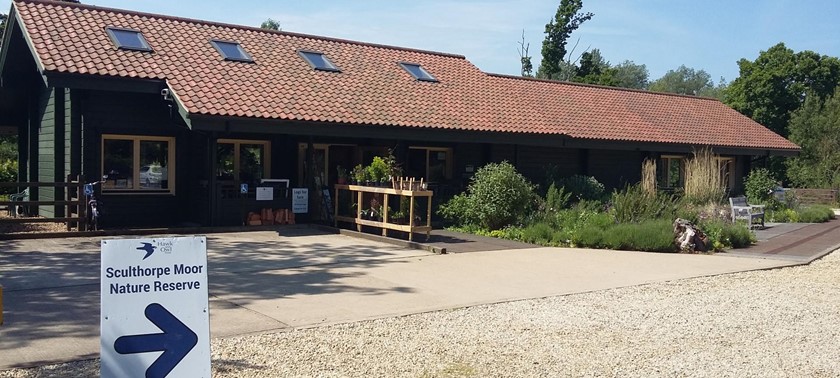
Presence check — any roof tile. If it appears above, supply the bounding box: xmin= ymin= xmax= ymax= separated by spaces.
xmin=11 ymin=0 xmax=799 ymax=151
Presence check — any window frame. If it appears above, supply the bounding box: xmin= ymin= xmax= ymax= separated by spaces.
xmin=717 ymin=157 xmax=735 ymax=191
xmin=409 ymin=146 xmax=453 ymax=181
xmin=210 ymin=40 xmax=255 ymax=63
xmin=297 ymin=50 xmax=341 ymax=72
xmin=100 ymin=135 xmax=176 ymax=194
xmin=659 ymin=155 xmax=685 ymax=190
xmin=398 ymin=62 xmax=438 ymax=82
xmin=217 ymin=139 xmax=272 ymax=183
xmin=105 ymin=27 xmax=153 ymax=52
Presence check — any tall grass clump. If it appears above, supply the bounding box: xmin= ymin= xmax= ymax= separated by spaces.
xmin=611 ymin=184 xmax=678 ymax=223
xmin=641 ymin=158 xmax=657 ymax=195
xmin=684 ymin=148 xmax=725 ymax=204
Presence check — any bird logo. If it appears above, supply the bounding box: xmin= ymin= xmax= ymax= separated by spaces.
xmin=136 ymin=242 xmax=157 ymax=260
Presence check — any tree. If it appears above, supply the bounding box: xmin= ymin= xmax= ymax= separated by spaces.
xmin=517 ymin=30 xmax=533 ymax=77
xmin=786 ymin=89 xmax=840 ymax=189
xmin=612 ymin=60 xmax=649 ymax=90
xmin=536 ymin=0 xmax=593 ymax=80
xmin=649 ymin=65 xmax=714 ymax=95
xmin=572 ymin=49 xmax=618 ymax=86
xmin=724 ymin=43 xmax=840 ymax=138
xmin=260 ymin=18 xmax=281 ymax=31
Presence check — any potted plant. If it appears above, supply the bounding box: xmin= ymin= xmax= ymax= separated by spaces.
xmin=337 ymin=165 xmax=348 ymax=185
xmin=352 ymin=164 xmax=367 ymax=186
xmin=368 ymin=156 xmax=389 ymax=186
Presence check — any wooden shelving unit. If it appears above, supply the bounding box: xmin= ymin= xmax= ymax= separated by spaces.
xmin=334 ymin=184 xmax=433 ymax=241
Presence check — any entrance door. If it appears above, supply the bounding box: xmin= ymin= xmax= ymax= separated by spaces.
xmin=214 ymin=139 xmax=271 ymax=225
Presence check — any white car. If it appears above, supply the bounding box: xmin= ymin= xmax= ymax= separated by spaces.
xmin=139 ymin=165 xmax=165 ymax=188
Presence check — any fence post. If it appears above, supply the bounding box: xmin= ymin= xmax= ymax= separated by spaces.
xmin=66 ymin=174 xmax=73 ymax=231
xmin=79 ymin=175 xmax=86 ymax=232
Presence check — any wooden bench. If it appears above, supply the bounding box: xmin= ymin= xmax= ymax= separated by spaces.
xmin=791 ymin=188 xmax=838 ymax=206
xmin=729 ymin=196 xmax=765 ymax=229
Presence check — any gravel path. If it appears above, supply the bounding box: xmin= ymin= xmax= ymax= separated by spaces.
xmin=3 ymin=251 xmax=840 ymax=377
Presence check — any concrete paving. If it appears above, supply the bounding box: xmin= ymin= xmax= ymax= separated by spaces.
xmin=0 ymin=226 xmax=803 ymax=370
xmin=727 ymin=219 xmax=840 ymax=262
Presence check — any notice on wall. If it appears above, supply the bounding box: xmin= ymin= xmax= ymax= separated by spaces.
xmin=256 ymin=187 xmax=273 ymax=201
xmin=292 ymin=188 xmax=308 ymax=214
xmin=100 ymin=236 xmax=210 ymax=378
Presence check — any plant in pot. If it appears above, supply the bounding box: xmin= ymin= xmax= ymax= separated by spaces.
xmin=382 ymin=149 xmax=402 ymax=188
xmin=336 ymin=165 xmax=348 ymax=185
xmin=352 ymin=164 xmax=367 ymax=186
xmin=368 ymin=157 xmax=389 ymax=187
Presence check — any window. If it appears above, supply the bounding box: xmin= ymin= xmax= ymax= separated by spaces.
xmin=217 ymin=139 xmax=271 ymax=187
xmin=298 ymin=50 xmax=340 ymax=72
xmin=210 ymin=40 xmax=254 ymax=62
xmin=407 ymin=147 xmax=452 ymax=182
xmin=105 ymin=27 xmax=152 ymax=52
xmin=658 ymin=156 xmax=685 ymax=189
xmin=399 ymin=62 xmax=437 ymax=82
xmin=101 ymin=135 xmax=175 ymax=193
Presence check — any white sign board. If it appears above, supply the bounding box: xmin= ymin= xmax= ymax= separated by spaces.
xmin=292 ymin=188 xmax=308 ymax=214
xmin=101 ymin=236 xmax=210 ymax=378
xmin=256 ymin=186 xmax=273 ymax=201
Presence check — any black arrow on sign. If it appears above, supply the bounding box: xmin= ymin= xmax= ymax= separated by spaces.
xmin=114 ymin=303 xmax=198 ymax=378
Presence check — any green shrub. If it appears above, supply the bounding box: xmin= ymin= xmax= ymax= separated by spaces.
xmin=575 ymin=226 xmax=605 ymax=248
xmin=720 ymin=223 xmax=755 ymax=248
xmin=700 ymin=220 xmax=755 ymax=250
xmin=556 ymin=175 xmax=605 ymax=202
xmin=744 ymin=168 xmax=777 ymax=205
xmin=0 ymin=159 xmax=17 ymax=194
xmin=601 ymin=220 xmax=676 ymax=252
xmin=611 ymin=184 xmax=678 ymax=223
xmin=438 ymin=161 xmax=536 ymax=230
xmin=798 ymin=205 xmax=835 ymax=223
xmin=545 ymin=183 xmax=572 ymax=212
xmin=767 ymin=208 xmax=799 ymax=223
xmin=520 ymin=222 xmax=554 ymax=244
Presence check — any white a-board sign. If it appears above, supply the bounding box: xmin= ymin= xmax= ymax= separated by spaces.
xmin=292 ymin=188 xmax=308 ymax=213
xmin=101 ymin=236 xmax=210 ymax=378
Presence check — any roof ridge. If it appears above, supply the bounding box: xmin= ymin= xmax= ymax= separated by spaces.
xmin=485 ymin=72 xmax=723 ymax=102
xmin=13 ymin=0 xmax=467 ymax=60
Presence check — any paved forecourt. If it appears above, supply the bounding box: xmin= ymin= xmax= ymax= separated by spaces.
xmin=0 ymin=227 xmax=800 ymax=370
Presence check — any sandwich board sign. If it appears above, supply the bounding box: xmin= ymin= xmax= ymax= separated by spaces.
xmin=101 ymin=236 xmax=210 ymax=378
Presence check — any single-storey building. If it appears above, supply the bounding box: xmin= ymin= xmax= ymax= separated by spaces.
xmin=0 ymin=0 xmax=799 ymax=228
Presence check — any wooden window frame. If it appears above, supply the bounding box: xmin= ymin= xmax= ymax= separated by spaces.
xmin=409 ymin=146 xmax=453 ymax=181
xmin=101 ymin=134 xmax=176 ymax=194
xmin=659 ymin=155 xmax=685 ymax=189
xmin=217 ymin=139 xmax=271 ymax=183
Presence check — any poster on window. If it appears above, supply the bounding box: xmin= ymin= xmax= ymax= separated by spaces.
xmin=292 ymin=188 xmax=308 ymax=214
xmin=256 ymin=187 xmax=273 ymax=201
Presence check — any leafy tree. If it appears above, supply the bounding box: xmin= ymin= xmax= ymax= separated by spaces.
xmin=786 ymin=89 xmax=840 ymax=189
xmin=612 ymin=60 xmax=649 ymax=90
xmin=724 ymin=43 xmax=840 ymax=138
xmin=260 ymin=18 xmax=281 ymax=31
xmin=649 ymin=65 xmax=714 ymax=95
xmin=537 ymin=0 xmax=593 ymax=80
xmin=573 ymin=49 xmax=614 ymax=85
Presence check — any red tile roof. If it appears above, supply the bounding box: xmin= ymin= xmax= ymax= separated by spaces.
xmin=9 ymin=0 xmax=799 ymax=151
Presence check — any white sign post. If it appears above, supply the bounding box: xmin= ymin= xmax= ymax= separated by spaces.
xmin=101 ymin=236 xmax=211 ymax=378
xmin=292 ymin=188 xmax=308 ymax=214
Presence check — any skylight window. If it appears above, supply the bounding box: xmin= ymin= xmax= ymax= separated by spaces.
xmin=106 ymin=27 xmax=152 ymax=52
xmin=298 ymin=50 xmax=340 ymax=72
xmin=399 ymin=62 xmax=437 ymax=82
xmin=210 ymin=40 xmax=254 ymax=63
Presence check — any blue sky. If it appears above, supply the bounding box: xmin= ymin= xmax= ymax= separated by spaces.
xmin=4 ymin=0 xmax=839 ymax=83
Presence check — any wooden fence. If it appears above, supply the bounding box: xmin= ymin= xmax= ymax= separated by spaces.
xmin=0 ymin=175 xmax=87 ymax=231
xmin=791 ymin=189 xmax=838 ymax=206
